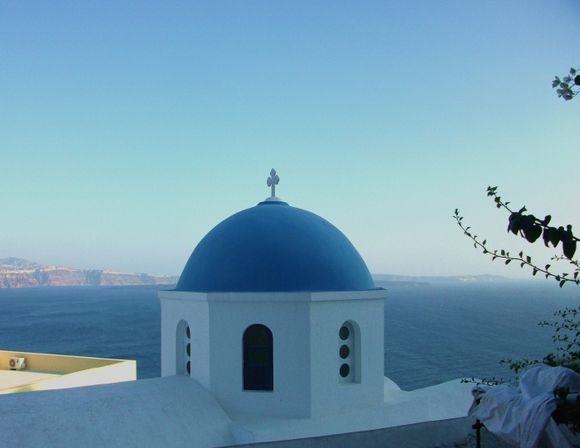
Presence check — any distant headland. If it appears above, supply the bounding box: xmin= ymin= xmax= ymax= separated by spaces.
xmin=0 ymin=258 xmax=178 ymax=289
xmin=0 ymin=258 xmax=509 ymax=289
xmin=373 ymin=273 xmax=509 ymax=287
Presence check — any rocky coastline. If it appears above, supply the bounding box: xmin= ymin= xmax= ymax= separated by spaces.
xmin=0 ymin=258 xmax=177 ymax=288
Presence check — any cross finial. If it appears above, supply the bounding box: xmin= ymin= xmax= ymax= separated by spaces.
xmin=266 ymin=168 xmax=280 ymax=198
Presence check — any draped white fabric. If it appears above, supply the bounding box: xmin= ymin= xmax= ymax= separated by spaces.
xmin=469 ymin=364 xmax=580 ymax=448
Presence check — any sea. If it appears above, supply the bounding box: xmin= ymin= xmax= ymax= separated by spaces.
xmin=0 ymin=281 xmax=578 ymax=391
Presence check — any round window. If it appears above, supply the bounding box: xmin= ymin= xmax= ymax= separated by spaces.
xmin=339 ymin=363 xmax=350 ymax=378
xmin=339 ymin=326 xmax=350 ymax=340
xmin=339 ymin=344 xmax=350 ymax=359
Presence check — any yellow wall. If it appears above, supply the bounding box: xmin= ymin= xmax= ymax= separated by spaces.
xmin=0 ymin=350 xmax=136 ymax=395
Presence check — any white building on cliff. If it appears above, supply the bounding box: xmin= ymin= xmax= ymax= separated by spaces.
xmin=0 ymin=170 xmax=473 ymax=447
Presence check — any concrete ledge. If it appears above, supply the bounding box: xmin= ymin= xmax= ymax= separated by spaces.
xmin=227 ymin=417 xmax=475 ymax=448
xmin=0 ymin=350 xmax=136 ymax=394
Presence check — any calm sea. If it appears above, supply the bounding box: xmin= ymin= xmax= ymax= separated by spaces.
xmin=0 ymin=281 xmax=578 ymax=390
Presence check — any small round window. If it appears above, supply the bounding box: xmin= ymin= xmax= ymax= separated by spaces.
xmin=176 ymin=320 xmax=192 ymax=376
xmin=338 ymin=321 xmax=357 ymax=383
xmin=184 ymin=324 xmax=191 ymax=375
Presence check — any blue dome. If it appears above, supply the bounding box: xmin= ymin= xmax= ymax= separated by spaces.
xmin=176 ymin=200 xmax=375 ymax=292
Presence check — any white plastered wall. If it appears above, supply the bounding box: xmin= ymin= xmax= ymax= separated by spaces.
xmin=208 ymin=293 xmax=312 ymax=418
xmin=159 ymin=289 xmax=386 ymax=420
xmin=309 ymin=291 xmax=386 ymax=418
xmin=159 ymin=291 xmax=211 ymax=389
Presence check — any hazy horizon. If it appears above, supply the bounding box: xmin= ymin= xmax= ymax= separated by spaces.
xmin=0 ymin=256 xmax=537 ymax=281
xmin=1 ymin=1 xmax=578 ymax=278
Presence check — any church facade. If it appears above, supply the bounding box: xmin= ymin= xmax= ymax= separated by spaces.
xmin=0 ymin=170 xmax=473 ymax=447
xmin=160 ymin=169 xmax=386 ymax=418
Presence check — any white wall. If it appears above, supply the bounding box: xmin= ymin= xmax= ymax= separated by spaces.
xmin=209 ymin=294 xmax=312 ymax=418
xmin=0 ymin=376 xmax=235 ymax=448
xmin=309 ymin=292 xmax=385 ymax=417
xmin=159 ymin=291 xmax=211 ymax=389
xmin=159 ymin=290 xmax=386 ymax=420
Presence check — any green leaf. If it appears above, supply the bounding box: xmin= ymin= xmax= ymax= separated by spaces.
xmin=560 ymin=280 xmax=566 ymax=288
xmin=505 ymin=259 xmax=511 ymax=265
xmin=544 ymin=215 xmax=552 ymax=226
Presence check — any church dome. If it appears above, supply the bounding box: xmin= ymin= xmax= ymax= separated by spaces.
xmin=176 ymin=200 xmax=375 ymax=293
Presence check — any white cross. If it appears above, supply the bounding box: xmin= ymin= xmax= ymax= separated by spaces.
xmin=267 ymin=168 xmax=280 ymax=198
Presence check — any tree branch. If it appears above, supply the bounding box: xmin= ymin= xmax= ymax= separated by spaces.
xmin=486 ymin=187 xmax=579 ymax=243
xmin=453 ymin=209 xmax=579 ymax=287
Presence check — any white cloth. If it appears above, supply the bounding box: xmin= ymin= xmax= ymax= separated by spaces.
xmin=469 ymin=364 xmax=580 ymax=448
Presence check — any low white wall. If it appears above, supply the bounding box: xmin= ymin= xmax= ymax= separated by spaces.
xmin=0 ymin=376 xmax=235 ymax=448
xmin=228 ymin=417 xmax=475 ymax=448
xmin=0 ymin=350 xmax=136 ymax=394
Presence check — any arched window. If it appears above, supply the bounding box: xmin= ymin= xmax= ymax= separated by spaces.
xmin=338 ymin=321 xmax=360 ymax=383
xmin=176 ymin=320 xmax=191 ymax=375
xmin=243 ymin=324 xmax=273 ymax=391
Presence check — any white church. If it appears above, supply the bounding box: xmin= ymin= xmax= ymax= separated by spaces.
xmin=0 ymin=170 xmax=473 ymax=447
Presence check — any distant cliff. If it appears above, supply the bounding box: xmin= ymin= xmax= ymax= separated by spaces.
xmin=0 ymin=258 xmax=178 ymax=288
xmin=373 ymin=273 xmax=509 ymax=286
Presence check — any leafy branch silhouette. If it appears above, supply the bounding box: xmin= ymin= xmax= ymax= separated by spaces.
xmin=459 ymin=67 xmax=580 ymax=386
xmin=454 ymin=186 xmax=579 ymax=287
xmin=553 ymin=67 xmax=580 ymax=101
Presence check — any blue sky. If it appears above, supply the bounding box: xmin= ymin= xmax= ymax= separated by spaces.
xmin=1 ymin=1 xmax=579 ymax=277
